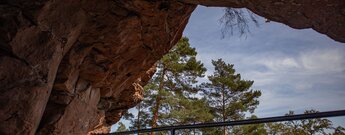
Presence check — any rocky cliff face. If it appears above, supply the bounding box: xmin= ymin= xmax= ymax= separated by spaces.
xmin=0 ymin=0 xmax=195 ymax=134
xmin=0 ymin=0 xmax=344 ymax=134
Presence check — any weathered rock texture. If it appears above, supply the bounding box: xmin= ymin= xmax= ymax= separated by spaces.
xmin=0 ymin=0 xmax=194 ymax=134
xmin=0 ymin=0 xmax=344 ymax=134
xmin=181 ymin=0 xmax=345 ymax=43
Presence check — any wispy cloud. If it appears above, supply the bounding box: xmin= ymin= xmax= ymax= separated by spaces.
xmin=184 ymin=6 xmax=345 ymax=120
xmin=300 ymin=49 xmax=345 ymax=73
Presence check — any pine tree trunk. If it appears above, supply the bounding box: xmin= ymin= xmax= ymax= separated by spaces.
xmin=223 ymin=126 xmax=228 ymax=135
xmin=137 ymin=103 xmax=141 ymax=135
xmin=151 ymin=68 xmax=166 ymax=135
xmin=193 ymin=122 xmax=196 ymax=135
xmin=222 ymin=85 xmax=227 ymax=135
xmin=151 ymin=96 xmax=161 ymax=132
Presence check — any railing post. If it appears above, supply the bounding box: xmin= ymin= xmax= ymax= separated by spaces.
xmin=171 ymin=129 xmax=175 ymax=135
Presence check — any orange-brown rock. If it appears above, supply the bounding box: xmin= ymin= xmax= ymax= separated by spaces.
xmin=181 ymin=0 xmax=345 ymax=43
xmin=0 ymin=0 xmax=194 ymax=134
xmin=0 ymin=0 xmax=344 ymax=134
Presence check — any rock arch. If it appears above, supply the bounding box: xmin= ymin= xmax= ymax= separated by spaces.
xmin=0 ymin=0 xmax=344 ymax=134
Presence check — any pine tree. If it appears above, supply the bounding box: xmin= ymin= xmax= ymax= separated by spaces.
xmin=149 ymin=37 xmax=206 ymax=130
xmin=201 ymin=59 xmax=261 ymax=135
xmin=266 ymin=110 xmax=339 ymax=135
xmin=125 ymin=37 xmax=207 ymax=134
xmin=126 ymin=81 xmax=156 ymax=132
xmin=127 ymin=98 xmax=153 ymax=131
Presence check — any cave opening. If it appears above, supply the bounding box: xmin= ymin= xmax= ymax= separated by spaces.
xmin=111 ymin=6 xmax=345 ymax=133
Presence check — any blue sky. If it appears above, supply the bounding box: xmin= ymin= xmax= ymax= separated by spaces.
xmin=111 ymin=6 xmax=345 ymax=131
xmin=184 ymin=6 xmax=345 ymax=125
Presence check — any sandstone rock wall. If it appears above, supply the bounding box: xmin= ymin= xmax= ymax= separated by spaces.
xmin=0 ymin=0 xmax=195 ymax=134
xmin=0 ymin=0 xmax=344 ymax=134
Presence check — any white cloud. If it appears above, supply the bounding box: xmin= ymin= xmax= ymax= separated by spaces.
xmin=254 ymin=56 xmax=300 ymax=72
xmin=245 ymin=48 xmax=345 ymax=74
xmin=300 ymin=49 xmax=345 ymax=74
xmin=231 ymin=48 xmax=345 ymax=87
xmin=255 ymin=86 xmax=345 ymax=116
xmin=282 ymin=58 xmax=300 ymax=68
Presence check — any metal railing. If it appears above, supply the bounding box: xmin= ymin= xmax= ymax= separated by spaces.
xmin=107 ymin=109 xmax=345 ymax=135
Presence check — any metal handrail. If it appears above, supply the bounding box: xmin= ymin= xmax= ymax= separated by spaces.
xmin=107 ymin=109 xmax=345 ymax=135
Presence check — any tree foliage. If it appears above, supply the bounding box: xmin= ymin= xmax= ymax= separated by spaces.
xmin=333 ymin=126 xmax=345 ymax=135
xmin=201 ymin=59 xmax=262 ymax=135
xmin=125 ymin=37 xmax=207 ymax=133
xmin=266 ymin=110 xmax=344 ymax=135
xmin=234 ymin=115 xmax=267 ymax=135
